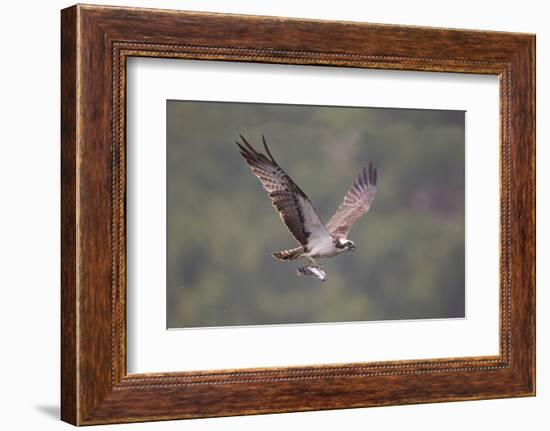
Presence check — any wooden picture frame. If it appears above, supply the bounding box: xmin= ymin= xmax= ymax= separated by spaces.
xmin=61 ymin=4 xmax=535 ymax=425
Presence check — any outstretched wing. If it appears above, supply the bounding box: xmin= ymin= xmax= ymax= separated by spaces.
xmin=236 ymin=135 xmax=330 ymax=247
xmin=325 ymin=163 xmax=378 ymax=238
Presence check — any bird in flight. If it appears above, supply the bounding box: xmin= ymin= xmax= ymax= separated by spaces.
xmin=236 ymin=135 xmax=377 ymax=281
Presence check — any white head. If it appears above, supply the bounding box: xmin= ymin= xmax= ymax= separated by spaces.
xmin=334 ymin=237 xmax=356 ymax=252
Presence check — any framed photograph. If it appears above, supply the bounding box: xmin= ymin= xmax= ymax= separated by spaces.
xmin=61 ymin=4 xmax=535 ymax=425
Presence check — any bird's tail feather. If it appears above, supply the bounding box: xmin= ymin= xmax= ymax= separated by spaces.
xmin=272 ymin=246 xmax=304 ymax=261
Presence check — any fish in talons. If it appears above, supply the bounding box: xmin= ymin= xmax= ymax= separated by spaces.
xmin=297 ymin=265 xmax=327 ymax=282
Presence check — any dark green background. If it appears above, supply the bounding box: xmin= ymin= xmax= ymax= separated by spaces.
xmin=166 ymin=100 xmax=465 ymax=328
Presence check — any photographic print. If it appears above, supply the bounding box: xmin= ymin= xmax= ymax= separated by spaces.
xmin=167 ymin=100 xmax=465 ymax=329
xmin=60 ymin=7 xmax=536 ymax=422
xmin=166 ymin=100 xmax=465 ymax=328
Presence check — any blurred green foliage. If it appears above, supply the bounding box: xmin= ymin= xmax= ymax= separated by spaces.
xmin=166 ymin=101 xmax=465 ymax=328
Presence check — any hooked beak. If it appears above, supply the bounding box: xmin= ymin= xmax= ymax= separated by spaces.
xmin=349 ymin=243 xmax=357 ymax=251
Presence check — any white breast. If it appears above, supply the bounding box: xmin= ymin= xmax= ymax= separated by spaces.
xmin=307 ymin=235 xmax=338 ymax=258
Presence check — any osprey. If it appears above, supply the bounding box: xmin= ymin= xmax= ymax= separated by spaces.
xmin=236 ymin=135 xmax=377 ymax=279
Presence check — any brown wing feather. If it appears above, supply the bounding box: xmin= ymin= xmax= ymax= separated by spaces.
xmin=236 ymin=135 xmax=328 ymax=246
xmin=325 ymin=163 xmax=378 ymax=238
